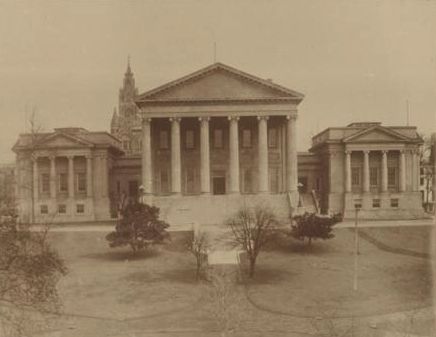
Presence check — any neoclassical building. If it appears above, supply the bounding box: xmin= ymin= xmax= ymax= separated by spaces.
xmin=13 ymin=62 xmax=425 ymax=224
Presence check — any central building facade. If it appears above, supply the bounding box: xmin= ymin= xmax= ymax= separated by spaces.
xmin=135 ymin=63 xmax=302 ymax=198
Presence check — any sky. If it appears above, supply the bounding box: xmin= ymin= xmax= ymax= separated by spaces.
xmin=0 ymin=0 xmax=435 ymax=162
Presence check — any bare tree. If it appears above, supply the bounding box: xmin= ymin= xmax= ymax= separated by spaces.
xmin=226 ymin=206 xmax=277 ymax=278
xmin=187 ymin=230 xmax=209 ymax=280
xmin=0 ymin=190 xmax=67 ymax=336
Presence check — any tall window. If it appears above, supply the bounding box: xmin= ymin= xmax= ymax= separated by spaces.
xmin=351 ymin=168 xmax=361 ymax=187
xmin=160 ymin=170 xmax=169 ymax=194
xmin=268 ymin=128 xmax=278 ymax=148
xmin=213 ymin=129 xmax=223 ymax=149
xmin=243 ymin=169 xmax=253 ymax=193
xmin=59 ymin=173 xmax=68 ymax=192
xmin=370 ymin=167 xmax=379 ymax=187
xmin=242 ymin=129 xmax=252 ymax=148
xmin=41 ymin=173 xmax=50 ymax=193
xmin=76 ymin=172 xmax=86 ymax=192
xmin=388 ymin=167 xmax=398 ymax=188
xmin=185 ymin=169 xmax=195 ymax=194
xmin=128 ymin=180 xmax=138 ymax=198
xmin=159 ymin=130 xmax=169 ymax=149
xmin=185 ymin=130 xmax=195 ymax=149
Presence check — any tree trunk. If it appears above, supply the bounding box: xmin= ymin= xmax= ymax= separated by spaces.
xmin=249 ymin=257 xmax=256 ymax=278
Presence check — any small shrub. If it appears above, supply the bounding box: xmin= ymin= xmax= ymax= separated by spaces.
xmin=106 ymin=202 xmax=170 ymax=254
xmin=187 ymin=231 xmax=209 ymax=280
xmin=291 ymin=212 xmax=342 ymax=246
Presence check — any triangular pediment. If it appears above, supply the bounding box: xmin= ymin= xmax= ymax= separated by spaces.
xmin=344 ymin=126 xmax=412 ymax=143
xmin=136 ymin=63 xmax=304 ymax=102
xmin=38 ymin=132 xmax=93 ymax=148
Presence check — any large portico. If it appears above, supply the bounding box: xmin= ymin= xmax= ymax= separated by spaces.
xmin=136 ymin=63 xmax=303 ymax=204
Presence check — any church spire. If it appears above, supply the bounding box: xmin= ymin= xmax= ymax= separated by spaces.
xmin=125 ymin=55 xmax=132 ymax=76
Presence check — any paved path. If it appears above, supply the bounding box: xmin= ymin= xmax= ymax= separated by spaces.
xmin=336 ymin=218 xmax=434 ymax=228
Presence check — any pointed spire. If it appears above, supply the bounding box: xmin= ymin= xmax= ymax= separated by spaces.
xmin=126 ymin=55 xmax=132 ymax=75
xmin=111 ymin=107 xmax=119 ymax=128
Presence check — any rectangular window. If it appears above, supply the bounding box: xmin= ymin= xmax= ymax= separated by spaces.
xmin=354 ymin=199 xmax=362 ymax=209
xmin=370 ymin=167 xmax=379 ymax=187
xmin=243 ymin=169 xmax=253 ymax=193
xmin=351 ymin=168 xmax=361 ymax=186
xmin=213 ymin=129 xmax=223 ymax=149
xmin=268 ymin=128 xmax=278 ymax=148
xmin=242 ymin=129 xmax=252 ymax=148
xmin=76 ymin=204 xmax=85 ymax=214
xmin=372 ymin=199 xmax=381 ymax=208
xmin=58 ymin=204 xmax=66 ymax=214
xmin=388 ymin=167 xmax=397 ymax=187
xmin=59 ymin=173 xmax=68 ymax=192
xmin=160 ymin=170 xmax=169 ymax=194
xmin=76 ymin=172 xmax=86 ymax=192
xmin=41 ymin=173 xmax=50 ymax=193
xmin=186 ymin=169 xmax=195 ymax=194
xmin=390 ymin=198 xmax=399 ymax=208
xmin=185 ymin=130 xmax=195 ymax=149
xmin=128 ymin=180 xmax=138 ymax=198
xmin=159 ymin=130 xmax=169 ymax=149
xmin=40 ymin=205 xmax=48 ymax=214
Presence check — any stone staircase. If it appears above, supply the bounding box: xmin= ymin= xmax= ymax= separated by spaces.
xmin=149 ymin=193 xmax=291 ymax=230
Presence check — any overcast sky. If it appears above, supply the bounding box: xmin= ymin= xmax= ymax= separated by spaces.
xmin=0 ymin=0 xmax=435 ymax=162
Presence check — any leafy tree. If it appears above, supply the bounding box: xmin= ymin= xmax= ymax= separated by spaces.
xmin=226 ymin=207 xmax=277 ymax=278
xmin=291 ymin=212 xmax=342 ymax=246
xmin=106 ymin=201 xmax=170 ymax=254
xmin=0 ymin=197 xmax=67 ymax=336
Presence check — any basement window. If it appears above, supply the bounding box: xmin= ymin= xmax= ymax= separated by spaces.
xmin=372 ymin=199 xmax=381 ymax=208
xmin=390 ymin=198 xmax=399 ymax=208
xmin=76 ymin=204 xmax=85 ymax=214
xmin=40 ymin=205 xmax=48 ymax=214
xmin=58 ymin=204 xmax=67 ymax=214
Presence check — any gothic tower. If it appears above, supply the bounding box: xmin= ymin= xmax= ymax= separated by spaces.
xmin=110 ymin=58 xmax=141 ymax=156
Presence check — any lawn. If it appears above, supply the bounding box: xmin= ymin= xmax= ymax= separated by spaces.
xmin=35 ymin=225 xmax=435 ymax=337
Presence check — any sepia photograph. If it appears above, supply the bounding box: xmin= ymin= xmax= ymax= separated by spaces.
xmin=0 ymin=1 xmax=435 ymax=336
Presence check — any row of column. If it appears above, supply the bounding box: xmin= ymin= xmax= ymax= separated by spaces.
xmin=344 ymin=149 xmax=419 ymax=193
xmin=141 ymin=115 xmax=298 ymax=195
xmin=32 ymin=155 xmax=93 ymax=200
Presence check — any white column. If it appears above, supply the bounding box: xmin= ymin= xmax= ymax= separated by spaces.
xmin=170 ymin=117 xmax=182 ymax=194
xmin=257 ymin=116 xmax=269 ymax=193
xmin=49 ymin=155 xmax=56 ymax=198
xmin=228 ymin=116 xmax=240 ymax=193
xmin=345 ymin=150 xmax=351 ymax=193
xmin=101 ymin=155 xmax=108 ymax=197
xmin=363 ymin=150 xmax=370 ymax=193
xmin=141 ymin=118 xmax=153 ymax=194
xmin=286 ymin=115 xmax=298 ymax=193
xmin=67 ymin=156 xmax=75 ymax=198
xmin=199 ymin=117 xmax=211 ymax=194
xmin=381 ymin=150 xmax=388 ymax=192
xmin=86 ymin=155 xmax=93 ymax=197
xmin=32 ymin=158 xmax=39 ymax=201
xmin=399 ymin=150 xmax=406 ymax=192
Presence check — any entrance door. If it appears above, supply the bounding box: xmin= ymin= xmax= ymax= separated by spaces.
xmin=213 ymin=177 xmax=226 ymax=195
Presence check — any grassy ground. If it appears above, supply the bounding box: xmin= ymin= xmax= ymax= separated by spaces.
xmin=34 ymin=226 xmax=435 ymax=337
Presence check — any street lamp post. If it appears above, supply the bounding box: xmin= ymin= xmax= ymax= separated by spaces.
xmin=353 ymin=205 xmax=361 ymax=291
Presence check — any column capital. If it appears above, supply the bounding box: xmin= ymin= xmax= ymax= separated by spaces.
xmin=169 ymin=117 xmax=181 ymax=123
xmin=381 ymin=150 xmax=388 ymax=154
xmin=363 ymin=150 xmax=370 ymax=154
xmin=257 ymin=116 xmax=269 ymax=121
xmin=227 ymin=116 xmax=240 ymax=122
xmin=198 ymin=116 xmax=210 ymax=122
xmin=48 ymin=155 xmax=56 ymax=161
xmin=142 ymin=117 xmax=152 ymax=124
xmin=66 ymin=155 xmax=74 ymax=160
xmin=85 ymin=154 xmax=92 ymax=160
xmin=286 ymin=114 xmax=297 ymax=121
xmin=344 ymin=150 xmax=352 ymax=155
